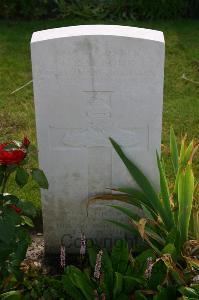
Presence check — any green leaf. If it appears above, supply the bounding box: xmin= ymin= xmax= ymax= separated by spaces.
xmin=123 ymin=275 xmax=143 ymax=293
xmin=65 ymin=265 xmax=95 ymax=300
xmin=109 ymin=138 xmax=168 ymax=229
xmin=161 ymin=255 xmax=185 ymax=285
xmin=179 ymin=287 xmax=199 ymax=298
xmin=141 ymin=204 xmax=154 ymax=221
xmin=7 ymin=165 xmax=18 ymax=173
xmin=181 ymin=297 xmax=199 ymax=300
xmin=170 ymin=127 xmax=179 ymax=174
xmin=108 ymin=204 xmax=139 ymax=222
xmin=15 ymin=167 xmax=29 ymax=187
xmin=183 ymin=140 xmax=194 ymax=165
xmin=113 ymin=272 xmax=123 ymax=298
xmin=178 ymin=164 xmax=194 ymax=247
xmin=87 ymin=192 xmax=141 ymax=210
xmin=0 ymin=165 xmax=6 ymax=172
xmin=109 ymin=189 xmax=157 ymax=220
xmin=13 ymin=140 xmax=22 ymax=148
xmin=156 ymin=151 xmax=174 ymax=229
xmin=32 ymin=168 xmax=48 ymax=189
xmin=161 ymin=243 xmax=177 ymax=260
xmin=134 ymin=290 xmax=147 ymax=300
xmin=62 ymin=269 xmax=87 ymax=299
xmin=87 ymin=240 xmax=98 ymax=268
xmin=115 ymin=295 xmax=129 ymax=300
xmin=148 ymin=260 xmax=167 ymax=289
xmin=0 ymin=170 xmax=4 ymax=186
xmin=179 ymin=136 xmax=186 ymax=163
xmin=0 ymin=290 xmax=21 ymax=300
xmin=153 ymin=286 xmax=177 ymax=300
xmin=3 ymin=144 xmax=19 ymax=151
xmin=111 ymin=240 xmax=129 ymax=274
xmin=0 ymin=242 xmax=10 ymax=261
xmin=118 ymin=187 xmax=152 ymax=210
xmin=173 ymin=137 xmax=195 ymax=199
xmin=118 ymin=189 xmax=158 ymax=223
xmin=17 ymin=199 xmax=36 ymax=218
xmin=184 ymin=257 xmax=199 ymax=272
xmin=190 ymin=284 xmax=199 ymax=292
xmin=138 ymin=225 xmax=165 ymax=246
xmin=21 ymin=215 xmax=34 ymax=227
xmin=2 ymin=194 xmax=19 ymax=203
xmin=11 ymin=229 xmax=31 ymax=265
xmin=134 ymin=249 xmax=156 ymax=275
xmin=102 ymin=248 xmax=114 ymax=296
xmin=105 ymin=219 xmax=138 ymax=236
xmin=0 ymin=208 xmax=20 ymax=244
xmin=166 ymin=228 xmax=177 ymax=244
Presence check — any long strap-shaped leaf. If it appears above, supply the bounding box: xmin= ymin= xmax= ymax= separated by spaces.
xmin=174 ymin=136 xmax=186 ymax=194
xmin=109 ymin=204 xmax=166 ymax=243
xmin=116 ymin=187 xmax=158 ymax=220
xmin=118 ymin=187 xmax=155 ymax=212
xmin=87 ymin=193 xmax=142 ymax=211
xmin=105 ymin=219 xmax=138 ymax=235
xmin=156 ymin=151 xmax=174 ymax=229
xmin=106 ymin=219 xmax=162 ymax=255
xmin=108 ymin=204 xmax=140 ymax=221
xmin=170 ymin=127 xmax=179 ymax=175
xmin=109 ymin=138 xmax=169 ymax=228
xmin=178 ymin=164 xmax=194 ymax=247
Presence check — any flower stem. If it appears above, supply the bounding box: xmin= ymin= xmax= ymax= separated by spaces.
xmin=1 ymin=167 xmax=10 ymax=195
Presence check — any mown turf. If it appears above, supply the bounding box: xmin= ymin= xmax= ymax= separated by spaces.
xmin=0 ymin=18 xmax=198 ymax=213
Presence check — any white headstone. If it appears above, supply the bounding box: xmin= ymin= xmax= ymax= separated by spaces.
xmin=31 ymin=25 xmax=165 ymax=253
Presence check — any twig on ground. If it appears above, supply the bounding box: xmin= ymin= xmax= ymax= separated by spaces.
xmin=10 ymin=80 xmax=33 ymax=94
xmin=182 ymin=74 xmax=199 ymax=85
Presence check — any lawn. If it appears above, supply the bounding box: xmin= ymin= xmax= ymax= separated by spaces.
xmin=0 ymin=18 xmax=198 ymax=213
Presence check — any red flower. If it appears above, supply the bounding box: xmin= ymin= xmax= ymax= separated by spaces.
xmin=0 ymin=142 xmax=27 ymax=165
xmin=9 ymin=204 xmax=22 ymax=214
xmin=22 ymin=136 xmax=30 ymax=148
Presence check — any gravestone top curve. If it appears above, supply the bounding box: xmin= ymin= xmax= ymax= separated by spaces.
xmin=31 ymin=25 xmax=164 ymax=44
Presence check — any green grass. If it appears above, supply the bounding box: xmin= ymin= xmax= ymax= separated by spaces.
xmin=0 ymin=19 xmax=198 ymax=213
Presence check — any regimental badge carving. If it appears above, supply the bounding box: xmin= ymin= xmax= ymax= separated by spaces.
xmin=49 ymin=90 xmax=149 ymax=150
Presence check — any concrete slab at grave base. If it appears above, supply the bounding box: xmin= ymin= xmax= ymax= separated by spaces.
xmin=31 ymin=25 xmax=165 ymax=254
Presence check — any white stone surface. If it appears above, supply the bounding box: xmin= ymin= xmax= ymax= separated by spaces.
xmin=31 ymin=25 xmax=165 ymax=253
